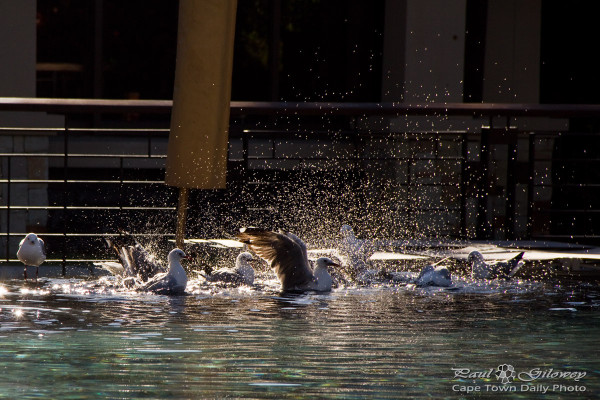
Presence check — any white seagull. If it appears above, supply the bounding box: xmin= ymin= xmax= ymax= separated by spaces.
xmin=17 ymin=233 xmax=46 ymax=280
xmin=414 ymin=265 xmax=452 ymax=287
xmin=236 ymin=227 xmax=339 ymax=292
xmin=204 ymin=252 xmax=256 ymax=286
xmin=103 ymin=237 xmax=164 ymax=282
xmin=337 ymin=224 xmax=376 ymax=268
xmin=98 ymin=240 xmax=190 ymax=295
xmin=137 ymin=248 xmax=189 ymax=295
xmin=468 ymin=251 xmax=524 ymax=280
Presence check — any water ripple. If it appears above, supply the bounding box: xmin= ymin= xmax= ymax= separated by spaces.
xmin=0 ymin=277 xmax=597 ymax=398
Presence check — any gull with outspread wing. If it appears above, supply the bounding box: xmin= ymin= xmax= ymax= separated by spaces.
xmin=236 ymin=227 xmax=338 ymax=292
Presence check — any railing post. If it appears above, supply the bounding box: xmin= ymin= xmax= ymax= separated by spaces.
xmin=527 ymin=132 xmax=536 ymax=238
xmin=460 ymin=132 xmax=468 ymax=238
xmin=5 ymin=157 xmax=10 ymax=262
xmin=477 ymin=127 xmax=490 ymax=238
xmin=505 ymin=131 xmax=517 ymax=239
xmin=62 ymin=120 xmax=69 ymax=275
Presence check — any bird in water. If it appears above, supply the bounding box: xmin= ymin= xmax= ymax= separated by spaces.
xmin=468 ymin=251 xmax=524 ymax=280
xmin=337 ymin=224 xmax=376 ymax=268
xmin=414 ymin=264 xmax=452 ymax=287
xmin=97 ymin=236 xmax=190 ymax=295
xmin=203 ymin=251 xmax=257 ymax=286
xmin=17 ymin=233 xmax=46 ymax=280
xmin=102 ymin=236 xmax=163 ymax=282
xmin=236 ymin=227 xmax=339 ymax=292
xmin=136 ymin=248 xmax=189 ymax=295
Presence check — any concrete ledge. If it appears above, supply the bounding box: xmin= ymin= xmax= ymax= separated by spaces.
xmin=0 ymin=264 xmax=107 ymax=280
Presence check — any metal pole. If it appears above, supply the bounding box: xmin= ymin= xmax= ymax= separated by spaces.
xmin=175 ymin=187 xmax=189 ymax=249
xmin=477 ymin=127 xmax=490 ymax=239
xmin=62 ymin=120 xmax=69 ymax=275
xmin=6 ymin=156 xmax=10 ymax=262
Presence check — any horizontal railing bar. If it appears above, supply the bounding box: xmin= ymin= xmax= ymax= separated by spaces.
xmin=4 ymin=154 xmax=594 ymax=163
xmin=0 ymin=206 xmax=175 ymax=211
xmin=530 ymin=156 xmax=600 ymax=161
xmin=241 ymin=157 xmax=467 ymax=163
xmin=0 ymin=97 xmax=173 ymax=113
xmin=533 ymin=235 xmax=600 ymax=239
xmin=527 ymin=183 xmax=600 ymax=187
xmin=231 ymin=101 xmax=600 ymax=118
xmin=2 ymin=259 xmax=118 ymax=263
xmin=241 ymin=128 xmax=475 ymax=136
xmin=0 ymin=127 xmax=169 ymax=133
xmin=534 ymin=209 xmax=600 ymax=213
xmin=0 ymin=179 xmax=166 ymax=184
xmin=2 ymin=97 xmax=600 ymax=118
xmin=0 ymin=127 xmax=65 ymax=133
xmin=0 ymin=153 xmax=465 ymax=161
xmin=66 ymin=128 xmax=170 ymax=133
xmin=3 ymin=233 xmax=175 ymax=237
xmin=0 ymin=153 xmax=166 ymax=158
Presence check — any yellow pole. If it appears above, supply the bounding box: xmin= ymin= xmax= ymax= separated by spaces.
xmin=166 ymin=0 xmax=237 ymax=188
xmin=166 ymin=0 xmax=238 ymax=245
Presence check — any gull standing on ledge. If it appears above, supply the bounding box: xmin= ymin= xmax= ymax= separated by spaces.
xmin=17 ymin=233 xmax=46 ymax=280
xmin=236 ymin=227 xmax=339 ymax=292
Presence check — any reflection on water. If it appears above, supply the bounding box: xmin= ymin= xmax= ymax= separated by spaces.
xmin=0 ymin=276 xmax=599 ymax=399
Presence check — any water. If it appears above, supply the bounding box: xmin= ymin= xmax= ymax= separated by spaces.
xmin=0 ymin=276 xmax=598 ymax=399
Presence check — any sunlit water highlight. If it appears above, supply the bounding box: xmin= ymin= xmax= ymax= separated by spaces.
xmin=0 ymin=275 xmax=598 ymax=399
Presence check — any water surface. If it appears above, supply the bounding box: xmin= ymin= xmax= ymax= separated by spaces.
xmin=0 ymin=277 xmax=598 ymax=399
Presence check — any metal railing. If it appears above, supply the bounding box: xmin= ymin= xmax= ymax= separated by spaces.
xmin=1 ymin=98 xmax=599 ymax=272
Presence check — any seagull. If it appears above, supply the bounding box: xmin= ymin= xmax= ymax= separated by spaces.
xmin=16 ymin=233 xmax=46 ymax=280
xmin=468 ymin=251 xmax=525 ymax=280
xmin=103 ymin=236 xmax=164 ymax=282
xmin=337 ymin=224 xmax=376 ymax=267
xmin=204 ymin=252 xmax=256 ymax=286
xmin=414 ymin=265 xmax=452 ymax=287
xmin=97 ymin=238 xmax=190 ymax=295
xmin=136 ymin=248 xmax=189 ymax=295
xmin=236 ymin=227 xmax=339 ymax=292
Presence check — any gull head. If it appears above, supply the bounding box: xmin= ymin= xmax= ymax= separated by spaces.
xmin=236 ymin=251 xmax=255 ymax=267
xmin=168 ymin=248 xmax=189 ymax=264
xmin=24 ymin=233 xmax=39 ymax=245
xmin=339 ymin=224 xmax=356 ymax=240
xmin=437 ymin=266 xmax=451 ymax=281
xmin=467 ymin=251 xmax=485 ymax=264
xmin=418 ymin=264 xmax=435 ymax=277
xmin=235 ymin=252 xmax=255 ymax=283
xmin=416 ymin=265 xmax=452 ymax=287
xmin=315 ymin=257 xmax=340 ymax=271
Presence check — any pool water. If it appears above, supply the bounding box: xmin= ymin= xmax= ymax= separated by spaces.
xmin=0 ymin=276 xmax=598 ymax=399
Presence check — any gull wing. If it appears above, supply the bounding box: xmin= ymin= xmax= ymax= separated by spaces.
xmin=95 ymin=261 xmax=125 ymax=276
xmin=237 ymin=228 xmax=313 ymax=290
xmin=38 ymin=238 xmax=46 ymax=257
xmin=207 ymin=268 xmax=241 ymax=284
xmin=129 ymin=243 xmax=165 ymax=280
xmin=141 ymin=273 xmax=185 ymax=295
xmin=282 ymin=231 xmax=308 ymax=262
